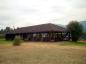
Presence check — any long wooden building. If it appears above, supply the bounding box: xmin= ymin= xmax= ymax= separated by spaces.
xmin=5 ymin=23 xmax=71 ymax=41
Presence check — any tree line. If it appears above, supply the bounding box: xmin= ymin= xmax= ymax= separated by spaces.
xmin=0 ymin=27 xmax=13 ymax=34
xmin=0 ymin=27 xmax=14 ymax=39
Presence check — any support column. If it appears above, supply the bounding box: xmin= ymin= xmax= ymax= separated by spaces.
xmin=39 ymin=33 xmax=42 ymax=41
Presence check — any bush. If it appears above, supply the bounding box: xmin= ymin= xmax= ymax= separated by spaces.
xmin=13 ymin=36 xmax=22 ymax=46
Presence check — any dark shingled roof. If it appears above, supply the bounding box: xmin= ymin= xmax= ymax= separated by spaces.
xmin=13 ymin=23 xmax=66 ymax=34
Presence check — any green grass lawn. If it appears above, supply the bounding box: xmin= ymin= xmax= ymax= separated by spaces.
xmin=0 ymin=39 xmax=86 ymax=64
xmin=0 ymin=39 xmax=86 ymax=46
xmin=59 ymin=41 xmax=86 ymax=46
xmin=0 ymin=39 xmax=13 ymax=44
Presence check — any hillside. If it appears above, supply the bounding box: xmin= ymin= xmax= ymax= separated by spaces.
xmin=58 ymin=21 xmax=86 ymax=32
xmin=80 ymin=21 xmax=86 ymax=32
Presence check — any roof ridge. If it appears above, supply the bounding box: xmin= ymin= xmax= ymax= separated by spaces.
xmin=16 ymin=23 xmax=54 ymax=29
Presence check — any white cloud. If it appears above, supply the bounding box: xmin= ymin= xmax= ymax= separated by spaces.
xmin=0 ymin=0 xmax=86 ymax=29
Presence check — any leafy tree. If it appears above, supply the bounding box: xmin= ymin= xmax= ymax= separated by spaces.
xmin=0 ymin=27 xmax=13 ymax=34
xmin=0 ymin=29 xmax=4 ymax=34
xmin=4 ymin=27 xmax=13 ymax=33
xmin=0 ymin=27 xmax=13 ymax=39
xmin=0 ymin=29 xmax=5 ymax=39
xmin=67 ymin=21 xmax=83 ymax=42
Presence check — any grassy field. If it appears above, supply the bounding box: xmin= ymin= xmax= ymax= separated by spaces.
xmin=0 ymin=39 xmax=13 ymax=44
xmin=0 ymin=40 xmax=86 ymax=64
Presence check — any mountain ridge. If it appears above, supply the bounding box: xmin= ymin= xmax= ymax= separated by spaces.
xmin=80 ymin=21 xmax=86 ymax=32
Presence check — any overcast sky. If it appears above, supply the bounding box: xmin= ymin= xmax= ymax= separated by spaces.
xmin=0 ymin=0 xmax=86 ymax=29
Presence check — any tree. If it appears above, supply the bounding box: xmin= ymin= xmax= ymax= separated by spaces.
xmin=4 ymin=27 xmax=12 ymax=33
xmin=0 ymin=29 xmax=4 ymax=34
xmin=67 ymin=21 xmax=83 ymax=42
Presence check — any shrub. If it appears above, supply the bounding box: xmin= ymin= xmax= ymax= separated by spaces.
xmin=13 ymin=36 xmax=22 ymax=46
